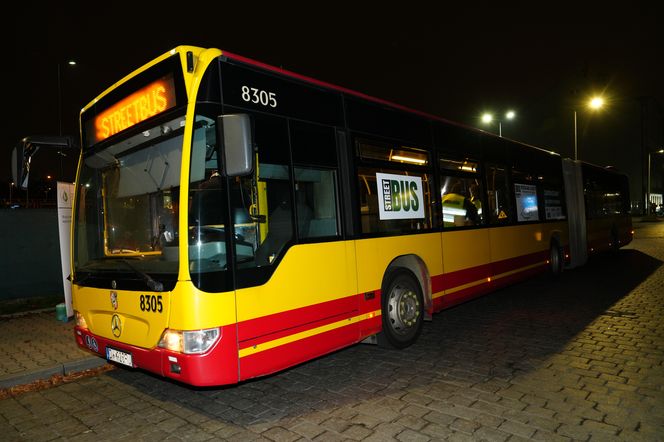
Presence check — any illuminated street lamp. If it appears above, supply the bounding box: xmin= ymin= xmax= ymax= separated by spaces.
xmin=481 ymin=110 xmax=516 ymax=137
xmin=57 ymin=59 xmax=77 ymax=180
xmin=574 ymin=95 xmax=605 ymax=160
xmin=44 ymin=175 xmax=53 ymax=202
xmin=647 ymin=148 xmax=664 ymax=214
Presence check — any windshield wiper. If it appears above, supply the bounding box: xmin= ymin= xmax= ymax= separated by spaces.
xmin=118 ymin=259 xmax=164 ymax=292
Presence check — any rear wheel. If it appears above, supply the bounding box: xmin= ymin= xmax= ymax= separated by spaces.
xmin=549 ymin=240 xmax=563 ymax=277
xmin=378 ymin=270 xmax=424 ymax=349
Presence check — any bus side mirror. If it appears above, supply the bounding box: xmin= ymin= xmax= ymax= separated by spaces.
xmin=218 ymin=114 xmax=253 ymax=177
xmin=11 ymin=136 xmax=77 ymax=189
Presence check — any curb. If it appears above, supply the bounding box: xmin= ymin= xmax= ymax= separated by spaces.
xmin=0 ymin=357 xmax=107 ymax=389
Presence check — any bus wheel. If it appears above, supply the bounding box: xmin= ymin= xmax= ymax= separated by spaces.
xmin=378 ymin=270 xmax=423 ymax=349
xmin=549 ymin=241 xmax=563 ymax=277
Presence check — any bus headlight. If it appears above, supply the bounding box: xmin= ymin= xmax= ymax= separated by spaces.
xmin=158 ymin=327 xmax=220 ymax=354
xmin=75 ymin=311 xmax=88 ymax=329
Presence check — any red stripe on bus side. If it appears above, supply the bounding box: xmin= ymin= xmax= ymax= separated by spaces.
xmin=432 ymin=281 xmax=492 ymax=311
xmin=239 ymin=321 xmax=359 ymax=381
xmin=237 ymin=293 xmax=361 ymax=347
xmin=237 ymin=251 xmax=547 ymax=352
xmin=432 ymin=263 xmax=492 ymax=293
xmin=432 ymin=259 xmax=546 ymax=312
xmin=492 ymin=250 xmax=547 ymax=275
xmin=432 ymin=250 xmax=547 ymax=294
xmin=490 ymin=263 xmax=545 ymax=291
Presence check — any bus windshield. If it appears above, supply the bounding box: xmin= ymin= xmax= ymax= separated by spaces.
xmin=74 ymin=114 xmax=184 ymax=287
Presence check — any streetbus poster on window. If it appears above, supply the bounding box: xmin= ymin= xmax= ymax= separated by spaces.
xmin=376 ymin=172 xmax=425 ymax=220
xmin=515 ymin=183 xmax=539 ymax=222
xmin=544 ymin=189 xmax=565 ymax=220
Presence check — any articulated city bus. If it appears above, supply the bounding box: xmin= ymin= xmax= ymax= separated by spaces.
xmin=562 ymin=159 xmax=633 ymax=268
xmin=69 ymin=46 xmax=631 ymax=386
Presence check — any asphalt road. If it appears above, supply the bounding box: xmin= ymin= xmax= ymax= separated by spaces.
xmin=1 ymin=221 xmax=663 ymax=441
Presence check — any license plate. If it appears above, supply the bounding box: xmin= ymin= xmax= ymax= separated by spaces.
xmin=106 ymin=347 xmax=133 ymax=367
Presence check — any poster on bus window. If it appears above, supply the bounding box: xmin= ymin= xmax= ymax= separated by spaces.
xmin=515 ymin=183 xmax=539 ymax=222
xmin=544 ymin=189 xmax=565 ymax=220
xmin=376 ymin=172 xmax=425 ymax=220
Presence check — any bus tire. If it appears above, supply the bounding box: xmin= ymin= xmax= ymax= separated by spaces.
xmin=378 ymin=269 xmax=424 ymax=349
xmin=549 ymin=240 xmax=563 ymax=277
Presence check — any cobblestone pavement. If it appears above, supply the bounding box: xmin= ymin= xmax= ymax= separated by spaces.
xmin=1 ymin=222 xmax=663 ymax=441
xmin=0 ymin=311 xmax=103 ymax=387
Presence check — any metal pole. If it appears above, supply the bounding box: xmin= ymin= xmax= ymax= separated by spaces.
xmin=499 ymin=121 xmax=502 ymax=137
xmin=647 ymin=152 xmax=651 ymax=214
xmin=641 ymin=98 xmax=647 ymax=214
xmin=57 ymin=63 xmax=62 ymax=136
xmin=573 ymin=110 xmax=578 ymax=161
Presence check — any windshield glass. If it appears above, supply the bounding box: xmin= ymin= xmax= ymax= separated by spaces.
xmin=74 ymin=114 xmax=185 ymax=290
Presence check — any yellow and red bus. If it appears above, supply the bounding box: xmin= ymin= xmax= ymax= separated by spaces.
xmin=68 ymin=46 xmax=632 ymax=386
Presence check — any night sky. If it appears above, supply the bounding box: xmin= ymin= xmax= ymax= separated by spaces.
xmin=4 ymin=2 xmax=664 ymax=207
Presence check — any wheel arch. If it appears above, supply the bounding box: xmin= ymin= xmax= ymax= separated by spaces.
xmin=384 ymin=254 xmax=432 ymax=320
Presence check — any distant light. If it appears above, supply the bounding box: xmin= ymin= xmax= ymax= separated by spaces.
xmin=589 ymin=96 xmax=604 ymax=109
xmin=505 ymin=110 xmax=516 ymax=120
xmin=67 ymin=60 xmax=77 ymax=66
xmin=657 ymin=149 xmax=664 ymax=154
xmin=481 ymin=113 xmax=493 ymax=124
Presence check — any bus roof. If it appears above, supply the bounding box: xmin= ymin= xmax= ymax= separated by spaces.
xmin=82 ymin=45 xmax=561 ymax=158
xmin=221 ymin=49 xmax=561 ymax=158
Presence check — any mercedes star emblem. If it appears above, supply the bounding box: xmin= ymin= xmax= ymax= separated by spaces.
xmin=111 ymin=314 xmax=122 ymax=338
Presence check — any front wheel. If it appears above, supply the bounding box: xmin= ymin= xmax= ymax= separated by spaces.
xmin=378 ymin=270 xmax=424 ymax=349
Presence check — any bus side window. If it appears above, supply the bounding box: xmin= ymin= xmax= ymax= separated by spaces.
xmin=290 ymin=121 xmax=340 ymax=239
xmin=295 ymin=167 xmax=339 ymax=238
xmin=246 ymin=115 xmax=293 ymax=267
xmin=440 ymin=176 xmax=482 ymax=227
xmin=438 ymin=156 xmax=483 ymax=227
xmin=486 ymin=165 xmax=511 ymax=224
xmin=252 ymin=168 xmax=293 ymax=266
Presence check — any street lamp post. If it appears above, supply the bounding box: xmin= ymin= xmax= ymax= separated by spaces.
xmin=574 ymin=96 xmax=605 ymax=161
xmin=57 ymin=60 xmax=77 ymax=137
xmin=573 ymin=110 xmax=577 ymax=161
xmin=57 ymin=60 xmax=77 ymax=180
xmin=481 ymin=110 xmax=516 ymax=137
xmin=647 ymin=149 xmax=664 ymax=214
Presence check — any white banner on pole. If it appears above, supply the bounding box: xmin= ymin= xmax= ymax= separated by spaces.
xmin=57 ymin=181 xmax=75 ymax=318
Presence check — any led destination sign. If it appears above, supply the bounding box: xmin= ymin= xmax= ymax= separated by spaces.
xmin=92 ymin=74 xmax=177 ymax=143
